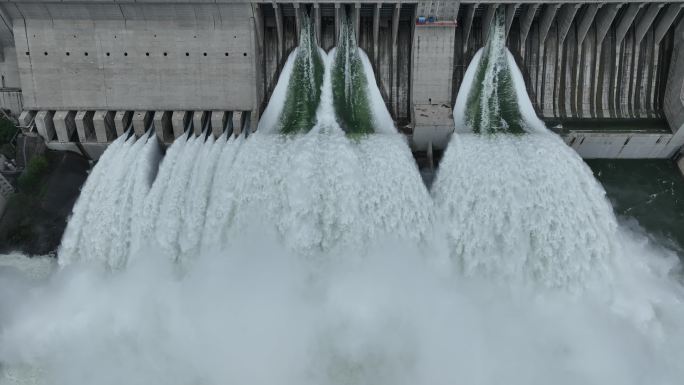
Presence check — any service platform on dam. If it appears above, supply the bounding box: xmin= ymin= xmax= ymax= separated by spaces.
xmin=0 ymin=0 xmax=682 ymax=160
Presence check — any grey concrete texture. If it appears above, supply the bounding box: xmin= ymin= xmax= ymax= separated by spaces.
xmin=11 ymin=3 xmax=257 ymax=113
xmin=92 ymin=110 xmax=115 ymax=143
xmin=193 ymin=111 xmax=210 ymax=137
xmin=172 ymin=111 xmax=190 ymax=139
xmin=35 ymin=110 xmax=55 ymax=142
xmin=53 ymin=110 xmax=76 ymax=143
xmin=132 ymin=111 xmax=152 ymax=138
xmin=74 ymin=110 xmax=95 ymax=143
xmin=114 ymin=111 xmax=132 ymax=137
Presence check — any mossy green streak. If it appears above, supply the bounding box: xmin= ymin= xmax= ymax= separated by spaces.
xmin=332 ymin=11 xmax=374 ymax=135
xmin=279 ymin=15 xmax=325 ymax=134
xmin=465 ymin=8 xmax=525 ymax=134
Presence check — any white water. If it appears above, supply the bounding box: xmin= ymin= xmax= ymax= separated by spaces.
xmin=2 ymin=34 xmax=684 ymax=385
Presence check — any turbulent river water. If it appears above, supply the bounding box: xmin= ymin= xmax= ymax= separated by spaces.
xmin=2 ymin=10 xmax=684 ymax=385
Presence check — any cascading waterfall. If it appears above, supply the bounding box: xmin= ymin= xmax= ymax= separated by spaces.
xmin=53 ymin=29 xmax=430 ymax=267
xmin=3 ymin=9 xmax=684 ymax=385
xmin=462 ymin=9 xmax=524 ymax=134
xmin=433 ymin=7 xmax=619 ymax=290
xmin=277 ymin=14 xmax=325 ymax=134
xmin=331 ymin=9 xmax=375 ymax=134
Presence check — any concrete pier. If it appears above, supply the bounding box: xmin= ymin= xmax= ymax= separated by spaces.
xmin=35 ymin=111 xmax=55 ymax=142
xmin=53 ymin=111 xmax=76 ymax=143
xmin=93 ymin=111 xmax=115 ymax=143
xmin=211 ymin=111 xmax=229 ymax=139
xmin=232 ymin=111 xmax=245 ymax=137
xmin=75 ymin=111 xmax=95 ymax=143
xmin=154 ymin=111 xmax=173 ymax=144
xmin=132 ymin=111 xmax=152 ymax=138
xmin=193 ymin=111 xmax=210 ymax=137
xmin=114 ymin=111 xmax=132 ymax=138
xmin=172 ymin=111 xmax=190 ymax=139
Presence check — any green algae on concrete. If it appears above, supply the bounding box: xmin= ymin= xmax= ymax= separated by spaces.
xmin=332 ymin=10 xmax=374 ymax=135
xmin=279 ymin=15 xmax=325 ymax=134
xmin=465 ymin=8 xmax=524 ymax=134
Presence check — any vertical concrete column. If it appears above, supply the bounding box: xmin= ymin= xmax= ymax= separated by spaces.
xmin=635 ymin=4 xmax=664 ymax=46
xmin=18 ymin=111 xmax=35 ymax=127
xmin=132 ymin=111 xmax=152 ymax=138
xmin=390 ymin=3 xmax=401 ymax=115
xmin=354 ymin=3 xmax=361 ymax=45
xmin=519 ymin=4 xmax=539 ymax=49
xmin=35 ymin=111 xmax=55 ymax=142
xmin=611 ymin=4 xmax=643 ymax=118
xmin=335 ymin=3 xmax=341 ymax=45
xmin=538 ymin=4 xmax=561 ymax=44
xmin=573 ymin=4 xmax=601 ymax=117
xmin=664 ymin=18 xmax=684 ymax=156
xmin=53 ymin=111 xmax=76 ymax=143
xmin=554 ymin=4 xmax=581 ymax=117
xmin=557 ymin=4 xmax=580 ymax=46
xmin=536 ymin=4 xmax=561 ymax=113
xmin=294 ymin=3 xmax=301 ymax=42
xmin=616 ymin=4 xmax=643 ymax=46
xmin=576 ymin=4 xmax=600 ymax=47
xmin=231 ymin=111 xmax=244 ymax=137
xmin=655 ymin=4 xmax=684 ymax=44
xmin=481 ymin=4 xmax=499 ymax=43
xmin=274 ymin=3 xmax=284 ymax=71
xmin=114 ymin=111 xmax=132 ymax=137
xmin=373 ymin=3 xmax=381 ymax=66
xmin=314 ymin=3 xmax=321 ymax=45
xmin=593 ymin=4 xmax=622 ymax=118
xmin=75 ymin=111 xmax=95 ymax=143
xmin=504 ymin=4 xmax=519 ymax=41
xmin=631 ymin=4 xmax=665 ymax=118
xmin=171 ymin=111 xmax=190 ymax=139
xmin=93 ymin=111 xmax=115 ymax=143
xmin=249 ymin=110 xmax=258 ymax=134
xmin=18 ymin=110 xmax=36 ymax=131
xmin=210 ymin=111 xmax=228 ymax=139
xmin=192 ymin=111 xmax=210 ymax=137
xmin=153 ymin=111 xmax=173 ymax=144
xmin=462 ymin=4 xmax=476 ymax=53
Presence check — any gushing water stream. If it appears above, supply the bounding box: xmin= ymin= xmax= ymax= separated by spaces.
xmin=2 ymin=8 xmax=684 ymax=385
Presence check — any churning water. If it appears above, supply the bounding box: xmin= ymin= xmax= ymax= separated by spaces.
xmin=2 ymin=8 xmax=684 ymax=385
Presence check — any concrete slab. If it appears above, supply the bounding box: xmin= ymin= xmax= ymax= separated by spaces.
xmin=563 ymin=131 xmax=677 ymax=159
xmin=210 ymin=111 xmax=228 ymax=139
xmin=172 ymin=111 xmax=190 ymax=139
xmin=75 ymin=110 xmax=95 ymax=143
xmin=678 ymin=156 xmax=684 ymax=177
xmin=53 ymin=110 xmax=76 ymax=143
xmin=132 ymin=111 xmax=152 ymax=138
xmin=93 ymin=110 xmax=115 ymax=143
xmin=153 ymin=111 xmax=173 ymax=144
xmin=114 ymin=111 xmax=132 ymax=137
xmin=412 ymin=104 xmax=454 ymax=150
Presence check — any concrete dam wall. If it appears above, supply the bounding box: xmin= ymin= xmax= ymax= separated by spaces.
xmin=0 ymin=1 xmax=683 ymax=159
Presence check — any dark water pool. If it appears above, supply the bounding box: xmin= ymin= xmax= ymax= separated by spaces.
xmin=586 ymin=159 xmax=684 ymax=255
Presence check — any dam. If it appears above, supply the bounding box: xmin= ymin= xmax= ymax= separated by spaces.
xmin=2 ymin=1 xmax=684 ymax=384
xmin=0 ymin=0 xmax=682 ymax=160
